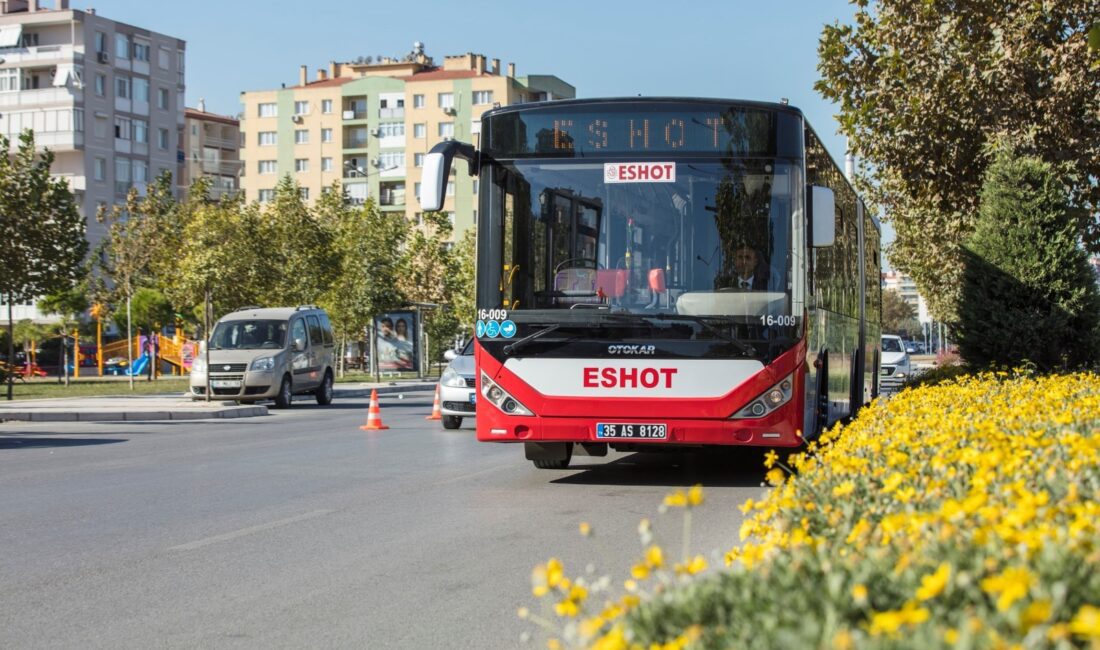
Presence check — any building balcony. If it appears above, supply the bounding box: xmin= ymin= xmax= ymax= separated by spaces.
xmin=342 ymin=109 xmax=368 ymax=120
xmin=0 ymin=44 xmax=75 ymax=66
xmin=10 ymin=129 xmax=83 ymax=151
xmin=379 ymin=107 xmax=404 ymax=119
xmin=344 ymin=138 xmax=369 ymax=149
xmin=0 ymin=87 xmax=77 ymax=108
xmin=203 ymin=134 xmax=238 ymax=150
xmin=201 ymin=159 xmax=242 ymax=175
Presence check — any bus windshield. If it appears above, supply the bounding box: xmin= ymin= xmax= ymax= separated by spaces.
xmin=484 ymin=158 xmax=797 ymax=322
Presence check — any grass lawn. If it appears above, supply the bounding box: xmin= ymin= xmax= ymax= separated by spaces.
xmin=2 ymin=377 xmax=190 ymax=401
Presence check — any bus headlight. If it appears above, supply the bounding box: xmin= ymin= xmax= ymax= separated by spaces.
xmin=481 ymin=372 xmax=533 ymax=416
xmin=732 ymin=374 xmax=794 ymax=419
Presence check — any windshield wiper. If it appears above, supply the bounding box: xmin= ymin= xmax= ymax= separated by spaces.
xmin=502 ymin=324 xmax=562 ymax=356
xmin=599 ymin=313 xmax=756 ymax=356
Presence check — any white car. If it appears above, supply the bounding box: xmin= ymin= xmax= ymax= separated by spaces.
xmin=880 ymin=335 xmax=911 ymax=393
xmin=438 ymin=339 xmax=476 ymax=429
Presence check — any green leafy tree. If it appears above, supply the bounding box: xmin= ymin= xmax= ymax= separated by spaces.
xmin=264 ymin=176 xmax=337 ymax=306
xmin=955 ymin=149 xmax=1100 ymax=371
xmin=0 ymin=131 xmax=86 ymax=399
xmin=881 ymin=288 xmax=920 ymax=338
xmin=316 ymin=186 xmax=408 ymax=376
xmin=817 ymin=1 xmax=1100 ymax=321
xmin=399 ymin=212 xmax=462 ymax=369
xmin=37 ymin=285 xmax=89 ymax=386
xmin=125 ymin=287 xmax=174 ymax=333
xmin=450 ymin=228 xmax=477 ymax=335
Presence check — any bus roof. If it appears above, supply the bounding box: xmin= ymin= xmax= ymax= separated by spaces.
xmin=483 ymin=96 xmax=806 ymax=120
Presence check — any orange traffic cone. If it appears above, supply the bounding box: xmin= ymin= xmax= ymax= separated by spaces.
xmin=359 ymin=389 xmax=389 ymax=430
xmin=426 ymin=385 xmax=443 ymax=420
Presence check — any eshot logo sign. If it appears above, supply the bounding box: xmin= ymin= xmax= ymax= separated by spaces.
xmin=604 ymin=162 xmax=676 ymax=184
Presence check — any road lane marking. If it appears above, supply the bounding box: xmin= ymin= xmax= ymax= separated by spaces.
xmin=168 ymin=509 xmax=334 ymax=551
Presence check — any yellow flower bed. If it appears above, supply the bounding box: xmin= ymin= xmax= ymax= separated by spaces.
xmin=523 ymin=372 xmax=1100 ymax=649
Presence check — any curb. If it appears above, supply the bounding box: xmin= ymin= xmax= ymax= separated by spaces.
xmin=333 ymin=383 xmax=436 ymax=398
xmin=0 ymin=405 xmax=268 ymax=423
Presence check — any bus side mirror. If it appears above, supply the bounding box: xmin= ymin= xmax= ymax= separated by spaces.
xmin=419 ymin=140 xmax=479 ymax=212
xmin=810 ymin=185 xmax=835 ymax=247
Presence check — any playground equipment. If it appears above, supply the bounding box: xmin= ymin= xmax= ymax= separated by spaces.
xmin=122 ymin=352 xmax=151 ymax=377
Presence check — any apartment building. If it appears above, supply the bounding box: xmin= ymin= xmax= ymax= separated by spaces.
xmin=240 ymin=45 xmax=574 ymax=239
xmin=0 ymin=0 xmax=185 ymax=250
xmin=181 ymin=99 xmax=240 ymax=199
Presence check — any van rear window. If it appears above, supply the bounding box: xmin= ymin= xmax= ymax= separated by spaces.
xmin=306 ymin=315 xmax=323 ymax=346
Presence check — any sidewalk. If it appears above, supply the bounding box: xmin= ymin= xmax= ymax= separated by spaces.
xmin=0 ymin=381 xmax=437 ymax=423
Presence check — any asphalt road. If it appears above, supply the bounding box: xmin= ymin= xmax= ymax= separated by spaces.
xmin=0 ymin=392 xmax=769 ymax=649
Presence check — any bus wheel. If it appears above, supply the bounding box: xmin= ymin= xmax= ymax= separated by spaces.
xmin=526 ymin=442 xmax=572 ymax=469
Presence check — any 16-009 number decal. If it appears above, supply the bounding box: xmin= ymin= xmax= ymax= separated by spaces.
xmin=760 ymin=314 xmax=798 ymax=327
xmin=478 ymin=309 xmax=508 ymax=321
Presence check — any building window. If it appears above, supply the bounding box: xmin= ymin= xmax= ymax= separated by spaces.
xmin=379 ymin=151 xmax=403 ymax=169
xmin=258 ymin=160 xmax=277 ymax=174
xmin=379 ymin=122 xmax=404 ymax=138
xmin=294 ymin=158 xmax=309 ymax=172
xmin=115 ymin=76 xmax=130 ymax=99
xmin=258 ymin=189 xmax=275 ymax=203
xmin=321 ymin=128 xmax=333 ymax=143
xmin=438 ymin=122 xmax=454 ymax=138
xmin=157 ymin=48 xmax=169 ymax=69
xmin=133 ymin=160 xmax=148 ymax=185
xmin=294 ymin=100 xmax=309 ymax=115
xmin=321 ymin=99 xmax=333 ymax=114
xmin=0 ymin=68 xmax=18 ymax=92
xmin=446 ymin=211 xmax=455 ymax=226
xmin=414 ymin=181 xmax=421 ymax=198
xmin=93 ymin=116 xmax=108 ymax=138
xmin=294 ymin=129 xmax=309 ymax=144
xmin=446 ymin=181 xmax=455 ymax=196
xmin=258 ymin=102 xmax=277 ymax=117
xmin=299 ymin=187 xmax=309 ymax=201
xmin=438 ymin=93 xmax=454 ymax=109
xmin=157 ymin=128 xmax=169 ymax=149
xmin=258 ymin=131 xmax=277 ymax=146
xmin=413 ymin=94 xmax=425 ymax=108
xmin=472 ymin=90 xmax=493 ymax=105
xmin=321 ymin=157 xmax=333 ymax=172
xmin=114 ymin=116 xmax=131 ymax=140
xmin=93 ymin=74 xmax=105 ymax=96
xmin=133 ymin=42 xmax=150 ymax=62
xmin=157 ymin=87 xmax=169 ymax=109
xmin=132 ymin=77 xmax=149 ymax=103
xmin=413 ymin=123 xmax=426 ymax=139
xmin=414 ymin=153 xmax=425 ymax=167
xmin=114 ymin=158 xmax=131 ymax=194
xmin=93 ymin=157 xmax=106 ymax=181
xmin=114 ymin=34 xmax=130 ymax=60
xmin=95 ymin=31 xmax=107 ymax=54
xmin=134 ymin=119 xmax=148 ymax=143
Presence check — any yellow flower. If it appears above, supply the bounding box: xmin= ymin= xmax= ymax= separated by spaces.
xmin=1021 ymin=599 xmax=1051 ymax=631
xmin=1069 ymin=605 xmax=1100 ymax=638
xmin=763 ymin=449 xmax=779 ymax=468
xmin=832 ymin=481 xmax=855 ymax=497
xmin=630 ymin=563 xmax=650 ymax=580
xmin=591 ymin=624 xmax=628 ymax=650
xmin=546 ymin=557 xmax=564 ymax=588
xmin=832 ymin=629 xmax=853 ymax=650
xmin=915 ymin=563 xmax=951 ymax=601
xmin=944 ymin=628 xmax=959 ymax=644
xmin=663 ymin=489 xmax=688 ymax=508
xmin=852 ymin=583 xmax=868 ymax=605
xmin=881 ymin=472 xmax=904 ymax=493
xmin=579 ymin=521 xmax=592 ymax=537
xmin=868 ymin=601 xmax=930 ymax=636
xmin=547 ymin=639 xmax=562 ymax=650
xmin=645 ymin=545 xmax=664 ymax=569
xmin=765 ymin=468 xmax=785 ymax=486
xmin=981 ymin=566 xmax=1034 ymax=612
xmin=687 ymin=484 xmax=704 ymax=506
xmin=674 ymin=555 xmax=707 ymax=576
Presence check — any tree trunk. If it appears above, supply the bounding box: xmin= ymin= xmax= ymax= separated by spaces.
xmin=204 ymin=286 xmax=211 ymax=403
xmin=61 ymin=326 xmax=69 ymax=387
xmin=127 ymin=293 xmax=134 ymax=391
xmin=6 ymin=297 xmax=13 ymax=401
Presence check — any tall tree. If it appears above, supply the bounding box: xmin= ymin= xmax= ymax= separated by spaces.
xmin=955 ymin=148 xmax=1100 ymax=371
xmin=817 ymin=1 xmax=1100 ymax=321
xmin=399 ymin=212 xmax=462 ymax=370
xmin=450 ymin=227 xmax=477 ymax=336
xmin=881 ymin=288 xmax=919 ymax=339
xmin=316 ymin=186 xmax=408 ymax=377
xmin=265 ymin=176 xmax=337 ymax=306
xmin=37 ymin=285 xmax=89 ymax=386
xmin=0 ymin=131 xmax=86 ymax=399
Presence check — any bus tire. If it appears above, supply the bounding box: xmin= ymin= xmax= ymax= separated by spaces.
xmin=526 ymin=442 xmax=572 ymax=469
xmin=442 ymin=415 xmax=462 ymax=429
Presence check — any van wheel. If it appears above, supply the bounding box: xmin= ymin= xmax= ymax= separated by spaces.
xmin=442 ymin=415 xmax=462 ymax=429
xmin=273 ymin=375 xmax=293 ymax=409
xmin=315 ymin=371 xmax=333 ymax=405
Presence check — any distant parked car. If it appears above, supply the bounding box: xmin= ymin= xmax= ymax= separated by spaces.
xmin=881 ymin=335 xmax=912 ymax=393
xmin=438 ymin=338 xmax=475 ymax=430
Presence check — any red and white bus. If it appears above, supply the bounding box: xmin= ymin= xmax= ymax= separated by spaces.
xmin=421 ymin=98 xmax=881 ymax=469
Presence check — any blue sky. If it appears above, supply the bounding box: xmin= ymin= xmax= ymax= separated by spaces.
xmin=71 ymin=0 xmax=893 ymax=248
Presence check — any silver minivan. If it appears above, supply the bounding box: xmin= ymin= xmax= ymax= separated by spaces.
xmin=190 ymin=306 xmax=336 ymax=408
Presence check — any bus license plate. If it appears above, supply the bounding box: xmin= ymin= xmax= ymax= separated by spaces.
xmin=596 ymin=423 xmax=667 ymax=439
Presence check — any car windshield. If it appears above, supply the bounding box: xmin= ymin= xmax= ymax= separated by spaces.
xmin=210 ymin=320 xmax=288 ymax=350
xmin=881 ymin=338 xmax=903 ymax=353
xmin=460 ymin=339 xmax=474 ymax=356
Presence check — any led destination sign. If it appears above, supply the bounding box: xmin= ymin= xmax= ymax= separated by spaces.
xmin=486 ymin=103 xmax=802 ymax=158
